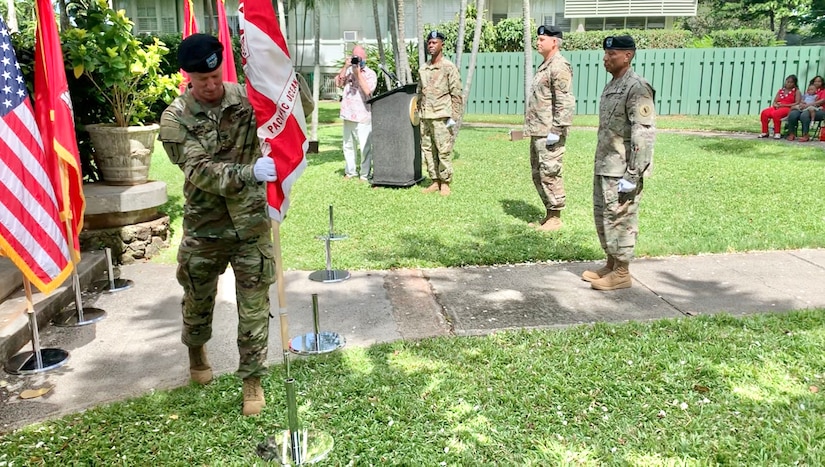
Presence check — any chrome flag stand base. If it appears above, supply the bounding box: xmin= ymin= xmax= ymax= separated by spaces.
xmin=289 ymin=294 xmax=346 ymax=356
xmin=5 ymin=310 xmax=69 ymax=375
xmin=257 ymin=378 xmax=334 ymax=465
xmin=54 ymin=271 xmax=107 ymax=327
xmin=309 ymin=206 xmax=350 ymax=283
xmin=91 ymin=247 xmax=134 ymax=293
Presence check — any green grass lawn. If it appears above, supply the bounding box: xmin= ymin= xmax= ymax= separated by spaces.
xmin=9 ymin=105 xmax=818 ymax=463
xmin=2 ymin=311 xmax=823 ymax=464
xmin=149 ymin=106 xmax=824 ymax=270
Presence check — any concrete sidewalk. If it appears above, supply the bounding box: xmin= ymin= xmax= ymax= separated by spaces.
xmin=2 ymin=249 xmax=825 ymax=432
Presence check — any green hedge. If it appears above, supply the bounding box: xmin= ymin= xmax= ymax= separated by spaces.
xmin=708 ymin=29 xmax=781 ymax=48
xmin=561 ymin=29 xmax=694 ymax=50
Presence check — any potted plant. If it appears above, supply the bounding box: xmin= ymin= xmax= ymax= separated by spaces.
xmin=63 ymin=0 xmax=180 ymax=185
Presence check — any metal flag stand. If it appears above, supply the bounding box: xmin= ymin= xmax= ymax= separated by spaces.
xmin=289 ymin=294 xmax=346 ymax=356
xmin=4 ymin=279 xmax=70 ymax=375
xmin=91 ymin=247 xmax=134 ymax=293
xmin=308 ymin=206 xmax=350 ymax=283
xmin=257 ymin=221 xmax=334 ymax=465
xmin=53 ymin=266 xmax=106 ymax=327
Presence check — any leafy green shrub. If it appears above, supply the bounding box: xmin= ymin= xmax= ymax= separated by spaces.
xmin=494 ymin=17 xmax=535 ymax=52
xmin=709 ymin=29 xmax=779 ymax=47
xmin=424 ymin=4 xmax=496 ymax=54
xmin=62 ymin=0 xmax=180 ymax=127
xmin=562 ymin=29 xmax=694 ymax=51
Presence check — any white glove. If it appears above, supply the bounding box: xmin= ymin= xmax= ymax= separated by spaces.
xmin=253 ymin=157 xmax=277 ymax=182
xmin=617 ymin=178 xmax=637 ymax=193
xmin=446 ymin=118 xmax=456 ymax=128
xmin=546 ymin=132 xmax=560 ymax=145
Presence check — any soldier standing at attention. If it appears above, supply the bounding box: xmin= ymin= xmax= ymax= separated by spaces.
xmin=583 ymin=35 xmax=655 ymax=291
xmin=417 ymin=30 xmax=463 ymax=196
xmin=524 ymin=25 xmax=575 ymax=231
xmin=158 ymin=34 xmax=277 ymax=416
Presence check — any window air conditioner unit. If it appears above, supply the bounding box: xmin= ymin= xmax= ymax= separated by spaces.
xmin=343 ymin=31 xmax=357 ymax=42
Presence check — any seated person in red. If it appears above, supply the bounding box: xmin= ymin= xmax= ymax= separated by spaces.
xmin=759 ymin=74 xmax=800 ymax=139
xmin=786 ymin=75 xmax=825 ymax=141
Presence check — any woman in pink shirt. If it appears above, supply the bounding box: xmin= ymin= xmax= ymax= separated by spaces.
xmin=759 ymin=74 xmax=800 ymax=139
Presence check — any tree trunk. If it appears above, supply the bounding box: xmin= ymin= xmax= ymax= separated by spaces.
xmin=276 ymin=0 xmax=287 ymax=37
xmin=388 ymin=0 xmax=401 ymax=80
xmin=373 ymin=0 xmax=392 ymax=89
xmin=58 ymin=0 xmax=70 ymax=31
xmin=777 ymin=16 xmax=788 ymax=40
xmin=522 ymin=0 xmax=533 ymax=120
xmin=311 ymin=0 xmax=320 ymax=141
xmin=395 ymin=0 xmax=412 ymax=84
xmin=203 ymin=0 xmax=215 ymax=34
xmin=416 ymin=0 xmax=424 ymax=73
xmin=463 ymin=0 xmax=484 ymax=105
xmin=455 ymin=0 xmax=467 ymax=68
xmin=5 ymin=0 xmax=17 ymax=32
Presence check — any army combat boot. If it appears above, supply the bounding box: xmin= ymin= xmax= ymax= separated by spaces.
xmin=188 ymin=345 xmax=212 ymax=385
xmin=242 ymin=377 xmax=266 ymax=416
xmin=581 ymin=256 xmax=615 ymax=282
xmin=590 ymin=260 xmax=632 ymax=290
xmin=536 ymin=210 xmax=562 ymax=231
xmin=440 ymin=182 xmax=451 ymax=196
xmin=528 ymin=209 xmax=551 ymax=228
xmin=422 ymin=181 xmax=440 ymax=193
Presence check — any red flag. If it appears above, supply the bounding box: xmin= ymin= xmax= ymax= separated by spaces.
xmin=217 ymin=0 xmax=238 ymax=83
xmin=35 ymin=0 xmax=85 ymax=264
xmin=180 ymin=0 xmax=199 ymax=93
xmin=0 ymin=16 xmax=73 ymax=294
xmin=239 ymin=0 xmax=308 ymax=222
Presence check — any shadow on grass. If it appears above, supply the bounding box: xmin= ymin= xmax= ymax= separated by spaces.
xmin=501 ymin=199 xmax=544 ymax=224
xmin=697 ymin=137 xmax=824 ymax=161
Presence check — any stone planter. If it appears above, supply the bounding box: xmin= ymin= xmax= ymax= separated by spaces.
xmin=86 ymin=123 xmax=160 ymax=185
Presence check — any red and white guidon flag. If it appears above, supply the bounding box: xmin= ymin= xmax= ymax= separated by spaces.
xmin=239 ymin=0 xmax=308 ymax=222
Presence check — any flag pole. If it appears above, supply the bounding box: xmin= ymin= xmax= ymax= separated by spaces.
xmin=53 ymin=217 xmax=107 ymax=327
xmin=3 ymin=277 xmax=70 ymax=375
xmin=270 ymin=220 xmax=291 ymax=377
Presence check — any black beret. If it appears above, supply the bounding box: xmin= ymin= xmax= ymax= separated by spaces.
xmin=537 ymin=25 xmax=563 ymax=39
xmin=427 ymin=30 xmax=446 ymax=41
xmin=603 ymin=35 xmax=636 ymax=50
xmin=178 ymin=33 xmax=224 ymax=73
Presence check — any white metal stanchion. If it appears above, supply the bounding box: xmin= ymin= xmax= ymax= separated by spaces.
xmin=289 ymin=294 xmax=345 ymax=355
xmin=91 ymin=247 xmax=134 ymax=293
xmin=308 ymin=206 xmax=350 ymax=283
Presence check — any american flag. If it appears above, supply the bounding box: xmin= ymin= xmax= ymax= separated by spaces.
xmin=0 ymin=17 xmax=73 ymax=293
xmin=239 ymin=0 xmax=308 ymax=222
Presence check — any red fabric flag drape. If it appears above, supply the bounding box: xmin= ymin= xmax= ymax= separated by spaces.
xmin=0 ymin=16 xmax=73 ymax=294
xmin=217 ymin=0 xmax=237 ymax=83
xmin=239 ymin=0 xmax=308 ymax=222
xmin=34 ymin=0 xmax=85 ymax=264
xmin=180 ymin=0 xmax=199 ymax=92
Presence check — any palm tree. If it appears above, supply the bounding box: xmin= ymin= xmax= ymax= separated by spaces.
xmin=455 ymin=0 xmax=467 ymax=68
xmin=387 ymin=0 xmax=401 ymax=79
xmin=310 ymin=0 xmax=320 ymax=144
xmin=523 ymin=0 xmax=533 ymax=119
xmin=394 ymin=0 xmax=412 ymax=84
xmin=202 ymin=0 xmax=214 ymax=34
xmin=462 ymin=0 xmax=485 ymax=107
xmin=5 ymin=0 xmax=18 ymax=31
xmin=416 ymin=0 xmax=424 ymax=72
xmin=373 ymin=0 xmax=392 ymax=89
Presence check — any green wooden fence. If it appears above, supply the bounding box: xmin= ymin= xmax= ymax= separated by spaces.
xmin=458 ymin=46 xmax=825 ymax=116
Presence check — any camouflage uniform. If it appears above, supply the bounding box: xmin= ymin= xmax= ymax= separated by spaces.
xmin=159 ymin=82 xmax=275 ymax=380
xmin=593 ymin=69 xmax=655 ymax=263
xmin=417 ymin=57 xmax=463 ymax=183
xmin=524 ymin=53 xmax=575 ymax=211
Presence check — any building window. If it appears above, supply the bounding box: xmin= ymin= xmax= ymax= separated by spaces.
xmin=625 ymin=17 xmax=645 ymax=29
xmin=585 ymin=17 xmax=604 ymax=30
xmin=604 ymin=17 xmax=624 ymax=30
xmin=135 ymin=0 xmax=176 ymax=34
xmin=647 ymin=17 xmax=666 ymax=29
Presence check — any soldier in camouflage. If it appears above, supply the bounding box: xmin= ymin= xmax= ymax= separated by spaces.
xmin=417 ymin=30 xmax=463 ymax=196
xmin=158 ymin=34 xmax=276 ymax=416
xmin=583 ymin=35 xmax=656 ymax=291
xmin=524 ymin=25 xmax=575 ymax=231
